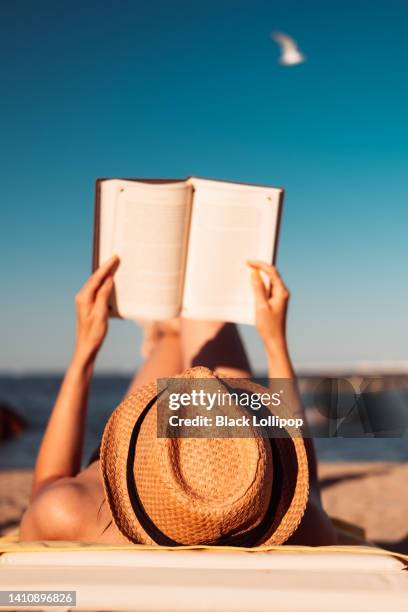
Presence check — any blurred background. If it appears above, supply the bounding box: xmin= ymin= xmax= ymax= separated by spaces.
xmin=1 ymin=0 xmax=407 ymax=548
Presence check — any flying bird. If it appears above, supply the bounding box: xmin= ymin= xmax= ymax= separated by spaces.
xmin=271 ymin=32 xmax=306 ymax=66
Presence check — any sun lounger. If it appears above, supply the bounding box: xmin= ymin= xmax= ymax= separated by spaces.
xmin=0 ymin=533 xmax=407 ymax=612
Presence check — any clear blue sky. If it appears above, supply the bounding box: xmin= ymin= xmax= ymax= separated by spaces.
xmin=1 ymin=0 xmax=407 ymax=372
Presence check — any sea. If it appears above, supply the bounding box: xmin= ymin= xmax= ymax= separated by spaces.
xmin=1 ymin=374 xmax=408 ymax=468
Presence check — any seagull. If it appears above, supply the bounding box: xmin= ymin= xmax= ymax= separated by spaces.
xmin=271 ymin=32 xmax=306 ymax=66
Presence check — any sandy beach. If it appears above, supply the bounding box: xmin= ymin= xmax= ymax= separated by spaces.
xmin=0 ymin=462 xmax=406 ymax=553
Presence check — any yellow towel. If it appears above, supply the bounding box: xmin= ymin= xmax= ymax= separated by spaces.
xmin=0 ymin=531 xmax=407 ymax=566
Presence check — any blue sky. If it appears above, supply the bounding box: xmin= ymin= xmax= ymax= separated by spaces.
xmin=1 ymin=0 xmax=407 ymax=372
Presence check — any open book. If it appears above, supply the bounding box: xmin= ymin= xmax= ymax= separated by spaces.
xmin=93 ymin=177 xmax=284 ymax=325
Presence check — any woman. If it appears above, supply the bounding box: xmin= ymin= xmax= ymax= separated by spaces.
xmin=20 ymin=256 xmax=336 ymax=545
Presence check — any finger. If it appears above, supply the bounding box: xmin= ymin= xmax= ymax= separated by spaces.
xmin=250 ymin=269 xmax=268 ymax=309
xmin=95 ymin=276 xmax=114 ymax=311
xmin=247 ymin=260 xmax=280 ymax=279
xmin=247 ymin=261 xmax=288 ymax=296
xmin=80 ymin=255 xmax=119 ymax=302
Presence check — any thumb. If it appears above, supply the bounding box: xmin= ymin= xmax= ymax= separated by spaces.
xmin=250 ymin=269 xmax=268 ymax=309
xmin=95 ymin=276 xmax=114 ymax=309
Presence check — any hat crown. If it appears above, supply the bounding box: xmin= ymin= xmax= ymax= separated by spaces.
xmin=135 ymin=413 xmax=273 ymax=544
xmin=163 ymin=437 xmax=265 ymax=504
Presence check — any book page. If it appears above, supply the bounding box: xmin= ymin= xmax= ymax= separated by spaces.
xmin=99 ymin=180 xmax=192 ymax=320
xmin=182 ymin=178 xmax=282 ymax=325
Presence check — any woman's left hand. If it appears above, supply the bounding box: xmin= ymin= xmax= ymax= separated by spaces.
xmin=74 ymin=255 xmax=120 ymax=362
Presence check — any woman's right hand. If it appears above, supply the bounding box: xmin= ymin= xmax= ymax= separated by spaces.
xmin=74 ymin=255 xmax=120 ymax=362
xmin=247 ymin=260 xmax=290 ymax=351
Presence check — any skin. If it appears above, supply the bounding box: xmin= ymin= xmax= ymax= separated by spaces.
xmin=19 ymin=258 xmax=336 ymax=545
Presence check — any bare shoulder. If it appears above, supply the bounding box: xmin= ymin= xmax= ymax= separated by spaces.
xmin=20 ymin=473 xmax=97 ymax=542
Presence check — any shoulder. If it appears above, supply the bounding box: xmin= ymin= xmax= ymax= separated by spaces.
xmin=19 ymin=478 xmax=92 ymax=541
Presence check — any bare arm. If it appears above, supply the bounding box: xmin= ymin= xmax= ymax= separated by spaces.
xmin=248 ymin=260 xmax=295 ymax=379
xmin=248 ymin=260 xmax=319 ymax=485
xmin=31 ymin=255 xmax=119 ymax=498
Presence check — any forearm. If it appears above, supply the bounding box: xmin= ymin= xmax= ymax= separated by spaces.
xmin=32 ymin=350 xmax=94 ymax=496
xmin=265 ymin=338 xmax=295 ymax=379
xmin=265 ymin=338 xmax=306 ymax=422
xmin=266 ymin=339 xmax=319 ymax=487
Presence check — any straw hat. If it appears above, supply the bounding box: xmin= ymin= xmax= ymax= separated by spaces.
xmin=100 ymin=367 xmax=309 ymax=546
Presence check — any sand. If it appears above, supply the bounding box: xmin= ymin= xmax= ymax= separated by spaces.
xmin=0 ymin=463 xmax=407 ymax=553
xmin=319 ymin=462 xmax=408 ymax=553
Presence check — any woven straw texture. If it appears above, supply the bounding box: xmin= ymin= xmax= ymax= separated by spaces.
xmin=101 ymin=367 xmax=309 ymax=547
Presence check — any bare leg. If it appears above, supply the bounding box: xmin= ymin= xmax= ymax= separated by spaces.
xmin=181 ymin=320 xmax=252 ymax=378
xmin=127 ymin=319 xmax=251 ymax=397
xmin=126 ymin=330 xmax=182 ymax=394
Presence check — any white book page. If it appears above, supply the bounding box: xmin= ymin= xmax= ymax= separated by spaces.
xmin=182 ymin=179 xmax=282 ymax=324
xmin=99 ymin=180 xmax=192 ymax=320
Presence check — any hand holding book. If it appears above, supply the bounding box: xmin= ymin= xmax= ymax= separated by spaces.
xmin=74 ymin=255 xmax=120 ymax=364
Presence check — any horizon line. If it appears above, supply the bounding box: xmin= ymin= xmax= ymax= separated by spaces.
xmin=0 ymin=360 xmax=407 ymax=377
